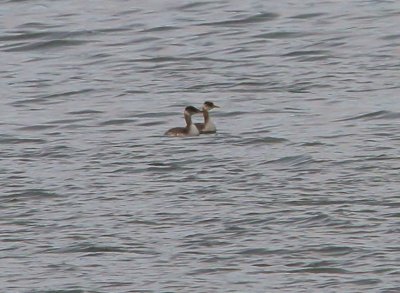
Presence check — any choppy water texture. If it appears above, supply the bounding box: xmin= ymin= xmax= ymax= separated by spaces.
xmin=1 ymin=0 xmax=400 ymax=292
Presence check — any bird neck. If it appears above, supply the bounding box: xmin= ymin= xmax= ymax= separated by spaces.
xmin=184 ymin=112 xmax=192 ymax=127
xmin=203 ymin=109 xmax=210 ymax=123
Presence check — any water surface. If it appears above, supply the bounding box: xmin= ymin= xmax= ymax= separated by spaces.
xmin=1 ymin=0 xmax=400 ymax=292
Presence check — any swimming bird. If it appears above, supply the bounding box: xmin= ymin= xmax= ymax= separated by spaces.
xmin=195 ymin=101 xmax=219 ymax=134
xmin=165 ymin=106 xmax=203 ymax=137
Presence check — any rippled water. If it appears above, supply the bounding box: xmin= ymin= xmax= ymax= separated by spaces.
xmin=1 ymin=0 xmax=400 ymax=292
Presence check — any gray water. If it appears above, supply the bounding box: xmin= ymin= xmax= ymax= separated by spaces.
xmin=1 ymin=0 xmax=400 ymax=292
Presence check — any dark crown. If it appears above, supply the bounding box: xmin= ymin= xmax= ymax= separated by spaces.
xmin=185 ymin=106 xmax=200 ymax=113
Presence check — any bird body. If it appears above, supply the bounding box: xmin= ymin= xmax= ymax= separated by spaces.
xmin=195 ymin=101 xmax=219 ymax=134
xmin=165 ymin=106 xmax=202 ymax=137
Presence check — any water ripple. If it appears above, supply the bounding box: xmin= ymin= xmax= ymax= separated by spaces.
xmin=198 ymin=12 xmax=279 ymax=27
xmin=1 ymin=0 xmax=399 ymax=292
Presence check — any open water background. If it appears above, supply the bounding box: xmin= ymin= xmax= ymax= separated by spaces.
xmin=1 ymin=0 xmax=400 ymax=292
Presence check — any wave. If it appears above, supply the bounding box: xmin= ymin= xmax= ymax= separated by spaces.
xmin=338 ymin=110 xmax=400 ymax=121
xmin=198 ymin=12 xmax=279 ymax=27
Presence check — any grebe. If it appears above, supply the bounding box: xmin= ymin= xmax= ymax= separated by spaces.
xmin=165 ymin=106 xmax=203 ymax=137
xmin=195 ymin=101 xmax=219 ymax=134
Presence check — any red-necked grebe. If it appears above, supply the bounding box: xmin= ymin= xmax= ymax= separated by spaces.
xmin=165 ymin=106 xmax=203 ymax=137
xmin=195 ymin=101 xmax=219 ymax=134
